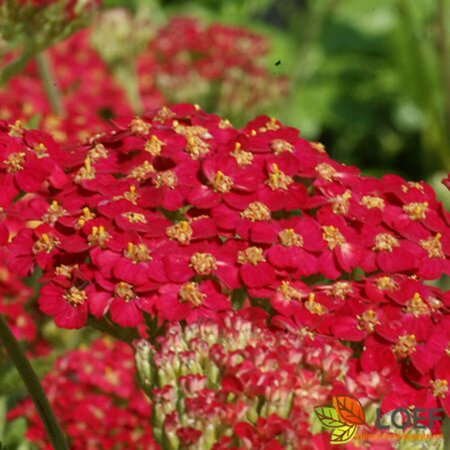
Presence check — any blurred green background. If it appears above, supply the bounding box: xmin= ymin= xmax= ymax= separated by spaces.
xmin=103 ymin=0 xmax=449 ymax=194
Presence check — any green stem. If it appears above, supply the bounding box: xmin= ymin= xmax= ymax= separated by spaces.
xmin=35 ymin=52 xmax=65 ymax=115
xmin=437 ymin=0 xmax=450 ymax=134
xmin=115 ymin=63 xmax=143 ymax=115
xmin=0 ymin=51 xmax=34 ymax=85
xmin=0 ymin=315 xmax=68 ymax=450
xmin=0 ymin=395 xmax=6 ymax=440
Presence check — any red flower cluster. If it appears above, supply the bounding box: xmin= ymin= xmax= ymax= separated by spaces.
xmin=272 ymin=275 xmax=450 ymax=418
xmin=8 ymin=338 xmax=157 ymax=449
xmin=0 ymin=30 xmax=132 ymax=143
xmin=135 ymin=312 xmax=378 ymax=449
xmin=138 ymin=17 xmax=288 ymax=119
xmin=0 ymin=15 xmax=287 ymax=143
xmin=1 ymin=103 xmax=449 ymax=442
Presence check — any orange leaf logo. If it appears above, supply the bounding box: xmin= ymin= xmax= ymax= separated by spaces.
xmin=332 ymin=396 xmax=365 ymax=426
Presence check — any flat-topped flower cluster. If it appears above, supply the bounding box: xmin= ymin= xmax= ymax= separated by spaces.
xmin=1 ymin=103 xmax=449 ymax=448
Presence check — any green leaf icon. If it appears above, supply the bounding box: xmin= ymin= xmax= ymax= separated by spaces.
xmin=314 ymin=406 xmax=346 ymax=429
xmin=330 ymin=424 xmax=357 ymax=445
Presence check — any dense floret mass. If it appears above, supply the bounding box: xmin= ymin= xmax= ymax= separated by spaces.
xmin=1 ymin=103 xmax=449 ymax=449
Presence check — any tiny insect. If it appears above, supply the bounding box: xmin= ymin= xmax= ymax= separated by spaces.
xmin=275 ymin=60 xmax=281 ymax=66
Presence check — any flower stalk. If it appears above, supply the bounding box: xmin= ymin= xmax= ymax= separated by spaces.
xmin=0 ymin=314 xmax=68 ymax=450
xmin=35 ymin=51 xmax=65 ymax=115
xmin=0 ymin=50 xmax=35 ymax=85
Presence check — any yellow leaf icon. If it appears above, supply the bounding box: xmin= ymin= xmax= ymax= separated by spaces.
xmin=330 ymin=424 xmax=357 ymax=445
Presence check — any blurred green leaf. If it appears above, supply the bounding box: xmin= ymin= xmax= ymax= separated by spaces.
xmin=0 ymin=355 xmax=56 ymax=397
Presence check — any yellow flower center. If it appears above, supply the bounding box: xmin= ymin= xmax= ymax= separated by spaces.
xmin=430 ymin=380 xmax=448 ymax=398
xmin=190 ymin=252 xmax=217 ymax=275
xmin=124 ymin=242 xmax=152 ymax=263
xmin=322 ymin=226 xmax=346 ymax=250
xmin=63 ymin=287 xmax=87 ymax=307
xmin=210 ymin=171 xmax=233 ymax=194
xmin=278 ymin=229 xmax=303 ymax=247
xmin=166 ymin=221 xmax=193 ymax=245
xmin=241 ymin=202 xmax=271 ymax=222
xmin=305 ymin=293 xmax=327 ymax=316
xmin=219 ymin=118 xmax=232 ymax=129
xmin=114 ymin=282 xmax=137 ymax=302
xmin=393 ymin=335 xmax=416 ymax=359
xmin=185 ymin=136 xmax=210 ymax=160
xmin=74 ymin=158 xmax=96 ymax=183
xmin=331 ymin=191 xmax=352 ymax=215
xmin=277 ymin=281 xmax=303 ymax=301
xmin=329 ymin=281 xmax=353 ymax=300
xmin=237 ymin=247 xmax=265 ymax=265
xmin=128 ymin=161 xmax=155 ymax=182
xmin=123 ymin=185 xmax=139 ymax=205
xmin=87 ymin=143 xmax=108 ymax=162
xmin=129 ymin=118 xmax=150 ymax=135
xmin=357 ymin=310 xmax=379 ymax=333
xmin=42 ymin=201 xmax=67 ymax=224
xmin=153 ymin=170 xmax=178 ymax=189
xmin=403 ymin=202 xmax=428 ymax=220
xmin=231 ymin=142 xmax=253 ymax=166
xmin=311 ymin=142 xmax=326 ymax=153
xmin=76 ymin=207 xmax=96 ymax=229
xmin=30 ymin=143 xmax=49 ymax=158
xmin=315 ymin=163 xmax=337 ymax=181
xmin=55 ymin=264 xmax=78 ymax=279
xmin=259 ymin=117 xmax=279 ymax=132
xmin=266 ymin=164 xmax=293 ymax=191
xmin=8 ymin=120 xmax=24 ymax=137
xmin=419 ymin=233 xmax=444 ymax=259
xmin=144 ymin=135 xmax=165 ymax=156
xmin=270 ymin=139 xmax=294 ymax=155
xmin=179 ymin=282 xmax=205 ymax=307
xmin=122 ymin=211 xmax=147 ymax=223
xmin=360 ymin=195 xmax=385 ymax=209
xmin=175 ymin=124 xmax=209 ymax=138
xmin=154 ymin=106 xmax=175 ymax=123
xmin=4 ymin=152 xmax=26 ymax=173
xmin=401 ymin=182 xmax=424 ymax=193
xmin=405 ymin=293 xmax=430 ymax=317
xmin=373 ymin=233 xmax=399 ymax=252
xmin=88 ymin=226 xmax=110 ymax=248
xmin=375 ymin=276 xmax=398 ymax=291
xmin=32 ymin=233 xmax=60 ymax=254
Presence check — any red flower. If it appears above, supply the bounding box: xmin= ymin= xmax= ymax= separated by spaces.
xmin=88 ymin=277 xmax=154 ymax=328
xmin=316 ymin=211 xmax=361 ymax=279
xmin=155 ymin=279 xmax=230 ymax=323
xmin=360 ymin=224 xmax=417 ymax=273
xmin=39 ymin=282 xmax=89 ymax=329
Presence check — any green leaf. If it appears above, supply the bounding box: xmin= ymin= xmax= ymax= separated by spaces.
xmin=3 ymin=417 xmax=28 ymax=449
xmin=314 ymin=406 xmax=345 ymax=429
xmin=330 ymin=424 xmax=357 ymax=444
xmin=0 ymin=354 xmax=56 ymax=396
